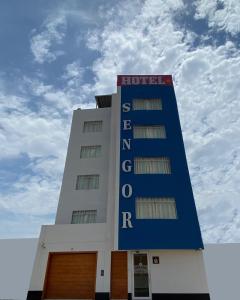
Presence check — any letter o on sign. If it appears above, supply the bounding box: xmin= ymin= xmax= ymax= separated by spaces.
xmin=122 ymin=184 xmax=132 ymax=198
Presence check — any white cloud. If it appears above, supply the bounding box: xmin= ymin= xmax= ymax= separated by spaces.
xmin=85 ymin=0 xmax=240 ymax=242
xmin=0 ymin=174 xmax=60 ymax=215
xmin=2 ymin=0 xmax=240 ymax=242
xmin=62 ymin=61 xmax=85 ymax=89
xmin=0 ymin=89 xmax=69 ymax=223
xmin=30 ymin=14 xmax=67 ymax=64
xmin=0 ymin=61 xmax=94 ymax=231
xmin=194 ymin=0 xmax=240 ymax=35
xmin=0 ymin=107 xmax=69 ymax=159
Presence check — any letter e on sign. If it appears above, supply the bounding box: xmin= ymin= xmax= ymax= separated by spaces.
xmin=123 ymin=120 xmax=131 ymax=130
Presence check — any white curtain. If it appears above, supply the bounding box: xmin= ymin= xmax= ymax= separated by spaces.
xmin=83 ymin=121 xmax=102 ymax=132
xmin=71 ymin=210 xmax=97 ymax=224
xmin=133 ymin=99 xmax=162 ymax=110
xmin=76 ymin=175 xmax=99 ymax=189
xmin=80 ymin=145 xmax=101 ymax=158
xmin=136 ymin=197 xmax=177 ymax=219
xmin=134 ymin=157 xmax=171 ymax=174
xmin=133 ymin=126 xmax=166 ymax=139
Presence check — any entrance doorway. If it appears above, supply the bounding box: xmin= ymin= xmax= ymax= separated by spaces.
xmin=111 ymin=251 xmax=128 ymax=299
xmin=133 ymin=253 xmax=150 ymax=299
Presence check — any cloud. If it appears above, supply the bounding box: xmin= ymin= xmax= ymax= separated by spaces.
xmin=194 ymin=0 xmax=240 ymax=35
xmin=30 ymin=14 xmax=67 ymax=64
xmin=62 ymin=60 xmax=85 ymax=88
xmin=1 ymin=0 xmax=240 ymax=242
xmin=0 ymin=212 xmax=54 ymax=238
xmin=84 ymin=0 xmax=240 ymax=242
xmin=0 ymin=59 xmax=94 ymax=237
xmin=0 ymin=90 xmax=69 ymax=221
xmin=87 ymin=0 xmax=186 ymax=94
xmin=0 ymin=103 xmax=69 ymax=159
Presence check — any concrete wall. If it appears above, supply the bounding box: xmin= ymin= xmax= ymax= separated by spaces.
xmin=55 ymin=108 xmax=111 ymax=224
xmin=1 ymin=239 xmax=240 ymax=300
xmin=126 ymin=250 xmax=208 ymax=294
xmin=148 ymin=250 xmax=208 ymax=293
xmin=203 ymin=243 xmax=240 ymax=300
xmin=29 ymin=224 xmax=111 ymax=293
xmin=28 ymin=222 xmax=208 ymax=295
xmin=0 ymin=238 xmax=38 ymax=300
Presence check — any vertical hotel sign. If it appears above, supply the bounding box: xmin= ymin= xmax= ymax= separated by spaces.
xmin=117 ymin=75 xmax=173 ymax=248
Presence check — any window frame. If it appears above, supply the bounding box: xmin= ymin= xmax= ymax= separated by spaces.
xmin=132 ymin=98 xmax=162 ymax=111
xmin=75 ymin=174 xmax=100 ymax=190
xmin=80 ymin=145 xmax=102 ymax=158
xmin=134 ymin=157 xmax=171 ymax=174
xmin=133 ymin=125 xmax=166 ymax=139
xmin=71 ymin=209 xmax=97 ymax=224
xmin=83 ymin=120 xmax=103 ymax=133
xmin=135 ymin=197 xmax=177 ymax=220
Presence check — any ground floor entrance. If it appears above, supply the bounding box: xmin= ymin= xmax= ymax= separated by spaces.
xmin=27 ymin=249 xmax=210 ymax=300
xmin=133 ymin=253 xmax=150 ymax=299
xmin=111 ymin=251 xmax=128 ymax=299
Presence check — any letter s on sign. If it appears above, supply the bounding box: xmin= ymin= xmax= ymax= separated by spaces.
xmin=122 ymin=103 xmax=131 ymax=112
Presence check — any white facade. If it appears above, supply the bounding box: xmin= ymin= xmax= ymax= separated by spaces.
xmin=56 ymin=108 xmax=112 ymax=224
xmin=29 ymin=225 xmax=208 ymax=295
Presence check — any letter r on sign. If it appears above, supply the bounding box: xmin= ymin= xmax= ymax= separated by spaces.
xmin=122 ymin=212 xmax=133 ymax=228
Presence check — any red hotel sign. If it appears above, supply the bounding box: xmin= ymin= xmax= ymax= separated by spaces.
xmin=117 ymin=75 xmax=173 ymax=86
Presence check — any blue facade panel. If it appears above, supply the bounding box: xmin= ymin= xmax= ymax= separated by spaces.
xmin=118 ymin=82 xmax=204 ymax=250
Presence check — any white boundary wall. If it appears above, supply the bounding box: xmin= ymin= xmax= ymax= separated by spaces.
xmin=0 ymin=239 xmax=38 ymax=300
xmin=0 ymin=240 xmax=239 ymax=300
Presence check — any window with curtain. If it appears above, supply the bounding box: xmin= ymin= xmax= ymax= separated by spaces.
xmin=76 ymin=175 xmax=99 ymax=189
xmin=80 ymin=145 xmax=101 ymax=158
xmin=134 ymin=157 xmax=171 ymax=174
xmin=71 ymin=210 xmax=97 ymax=224
xmin=133 ymin=125 xmax=166 ymax=139
xmin=136 ymin=197 xmax=177 ymax=219
xmin=132 ymin=99 xmax=162 ymax=110
xmin=83 ymin=121 xmax=103 ymax=132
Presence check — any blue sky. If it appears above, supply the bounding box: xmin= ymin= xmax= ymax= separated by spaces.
xmin=0 ymin=0 xmax=240 ymax=242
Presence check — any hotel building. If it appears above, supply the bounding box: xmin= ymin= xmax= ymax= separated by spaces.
xmin=27 ymin=75 xmax=210 ymax=300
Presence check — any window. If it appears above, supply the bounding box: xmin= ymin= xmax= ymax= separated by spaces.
xmin=71 ymin=210 xmax=97 ymax=224
xmin=76 ymin=175 xmax=99 ymax=189
xmin=134 ymin=157 xmax=171 ymax=174
xmin=136 ymin=197 xmax=177 ymax=219
xmin=133 ymin=125 xmax=166 ymax=139
xmin=80 ymin=145 xmax=101 ymax=158
xmin=83 ymin=121 xmax=102 ymax=132
xmin=133 ymin=99 xmax=162 ymax=110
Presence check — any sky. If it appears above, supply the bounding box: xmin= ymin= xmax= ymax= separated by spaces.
xmin=0 ymin=0 xmax=240 ymax=242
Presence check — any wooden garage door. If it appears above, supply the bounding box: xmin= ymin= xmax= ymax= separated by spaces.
xmin=111 ymin=251 xmax=128 ymax=299
xmin=43 ymin=253 xmax=97 ymax=299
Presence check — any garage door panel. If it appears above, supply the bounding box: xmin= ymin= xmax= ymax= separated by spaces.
xmin=44 ymin=253 xmax=97 ymax=299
